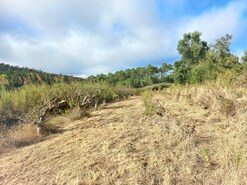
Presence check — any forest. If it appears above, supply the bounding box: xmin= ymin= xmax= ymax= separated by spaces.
xmin=0 ymin=63 xmax=83 ymax=89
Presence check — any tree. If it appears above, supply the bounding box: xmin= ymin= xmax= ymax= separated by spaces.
xmin=190 ymin=61 xmax=217 ymax=83
xmin=173 ymin=60 xmax=191 ymax=84
xmin=177 ymin=31 xmax=209 ymax=65
xmin=212 ymin=34 xmax=232 ymax=59
xmin=145 ymin=65 xmax=159 ymax=85
xmin=159 ymin=63 xmax=173 ymax=82
xmin=159 ymin=63 xmax=168 ymax=78
xmin=211 ymin=34 xmax=239 ymax=69
xmin=241 ymin=50 xmax=247 ymax=64
xmin=174 ymin=32 xmax=209 ymax=84
xmin=146 ymin=65 xmax=158 ymax=76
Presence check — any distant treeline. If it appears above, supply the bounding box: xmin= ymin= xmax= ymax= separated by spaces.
xmin=1 ymin=32 xmax=247 ymax=89
xmin=86 ymin=32 xmax=247 ymax=87
xmin=0 ymin=63 xmax=84 ymax=89
xmin=86 ymin=63 xmax=173 ymax=88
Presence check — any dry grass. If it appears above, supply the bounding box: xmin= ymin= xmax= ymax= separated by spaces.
xmin=0 ymin=116 xmax=70 ymax=154
xmin=69 ymin=108 xmax=92 ymax=121
xmin=0 ymin=123 xmax=41 ymax=154
xmin=0 ymin=82 xmax=246 ymax=184
xmin=157 ymin=82 xmax=247 ymax=184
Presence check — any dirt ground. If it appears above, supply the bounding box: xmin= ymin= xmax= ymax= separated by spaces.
xmin=0 ymin=94 xmax=246 ymax=185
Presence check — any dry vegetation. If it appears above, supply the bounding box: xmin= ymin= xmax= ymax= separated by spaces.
xmin=0 ymin=83 xmax=134 ymax=153
xmin=154 ymin=83 xmax=247 ymax=184
xmin=0 ymin=74 xmax=246 ymax=184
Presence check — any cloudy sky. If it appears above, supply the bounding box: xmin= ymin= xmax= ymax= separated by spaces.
xmin=0 ymin=0 xmax=247 ymax=77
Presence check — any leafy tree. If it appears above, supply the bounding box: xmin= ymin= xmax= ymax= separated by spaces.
xmin=159 ymin=63 xmax=172 ymax=78
xmin=173 ymin=60 xmax=191 ymax=84
xmin=190 ymin=61 xmax=217 ymax=83
xmin=212 ymin=34 xmax=232 ymax=59
xmin=146 ymin=65 xmax=158 ymax=76
xmin=177 ymin=31 xmax=209 ymax=65
xmin=174 ymin=32 xmax=209 ymax=84
xmin=211 ymin=34 xmax=239 ymax=69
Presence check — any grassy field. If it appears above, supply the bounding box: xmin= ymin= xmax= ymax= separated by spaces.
xmin=0 ymin=72 xmax=246 ymax=184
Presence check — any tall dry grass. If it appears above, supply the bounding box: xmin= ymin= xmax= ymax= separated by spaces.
xmin=0 ymin=123 xmax=41 ymax=154
xmin=149 ymin=72 xmax=247 ymax=184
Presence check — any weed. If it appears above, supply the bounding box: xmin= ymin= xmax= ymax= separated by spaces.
xmin=141 ymin=91 xmax=154 ymax=116
xmin=236 ymin=152 xmax=242 ymax=166
xmin=200 ymin=149 xmax=209 ymax=162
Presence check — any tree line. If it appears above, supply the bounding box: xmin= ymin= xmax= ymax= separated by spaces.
xmin=87 ymin=32 xmax=247 ymax=87
xmin=0 ymin=63 xmax=84 ymax=89
xmin=173 ymin=32 xmax=246 ymax=84
xmin=86 ymin=63 xmax=173 ymax=88
xmin=1 ymin=31 xmax=247 ymax=89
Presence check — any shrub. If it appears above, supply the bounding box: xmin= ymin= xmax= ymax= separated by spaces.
xmin=190 ymin=62 xmax=217 ymax=83
xmin=0 ymin=82 xmax=134 ymax=127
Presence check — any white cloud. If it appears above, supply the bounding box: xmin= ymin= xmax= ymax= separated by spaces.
xmin=180 ymin=1 xmax=247 ymax=42
xmin=0 ymin=0 xmax=247 ymax=76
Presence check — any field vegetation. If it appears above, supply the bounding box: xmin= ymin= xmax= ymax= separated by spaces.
xmin=0 ymin=82 xmax=135 ymax=153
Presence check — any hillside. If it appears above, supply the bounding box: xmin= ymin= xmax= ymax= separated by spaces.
xmin=0 ymin=63 xmax=83 ymax=89
xmin=1 ymin=84 xmax=246 ymax=184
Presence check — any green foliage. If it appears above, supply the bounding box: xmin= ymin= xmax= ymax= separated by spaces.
xmin=177 ymin=31 xmax=209 ymax=65
xmin=0 ymin=63 xmax=83 ymax=89
xmin=174 ymin=32 xmax=244 ymax=85
xmin=174 ymin=32 xmax=209 ymax=84
xmin=241 ymin=50 xmax=247 ymax=71
xmin=212 ymin=34 xmax=232 ymax=59
xmin=0 ymin=74 xmax=9 ymax=86
xmin=200 ymin=149 xmax=209 ymax=162
xmin=216 ymin=70 xmax=239 ymax=87
xmin=86 ymin=64 xmax=173 ymax=88
xmin=190 ymin=61 xmax=217 ymax=83
xmin=236 ymin=151 xmax=242 ymax=166
xmin=173 ymin=60 xmax=191 ymax=84
xmin=141 ymin=91 xmax=154 ymax=116
xmin=0 ymin=82 xmax=134 ymax=126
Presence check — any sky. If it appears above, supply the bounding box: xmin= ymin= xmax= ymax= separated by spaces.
xmin=0 ymin=0 xmax=247 ymax=77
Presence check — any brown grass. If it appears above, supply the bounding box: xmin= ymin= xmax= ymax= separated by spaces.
xmin=0 ymin=82 xmax=246 ymax=184
xmin=0 ymin=115 xmax=70 ymax=154
xmin=0 ymin=123 xmax=41 ymax=154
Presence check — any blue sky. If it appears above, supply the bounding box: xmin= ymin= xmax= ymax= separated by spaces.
xmin=0 ymin=0 xmax=247 ymax=77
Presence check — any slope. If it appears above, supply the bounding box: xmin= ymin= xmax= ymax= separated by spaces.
xmin=0 ymin=92 xmax=246 ymax=184
xmin=0 ymin=63 xmax=83 ymax=89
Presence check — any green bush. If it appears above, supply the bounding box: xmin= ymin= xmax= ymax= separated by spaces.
xmin=190 ymin=62 xmax=217 ymax=83
xmin=0 ymin=82 xmax=133 ymax=126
